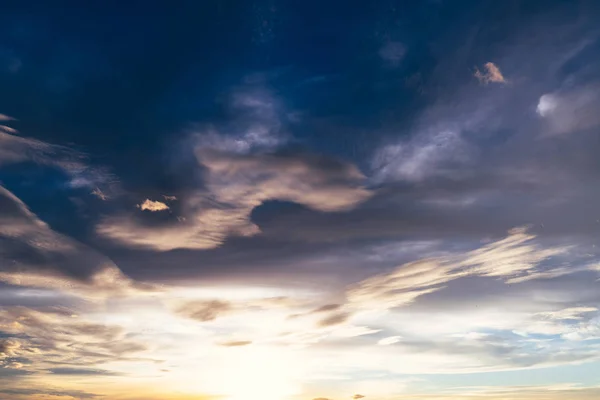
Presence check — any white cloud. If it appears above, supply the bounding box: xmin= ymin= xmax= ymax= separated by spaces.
xmin=536 ymin=85 xmax=600 ymax=135
xmin=378 ymin=336 xmax=402 ymax=345
xmin=347 ymin=227 xmax=569 ymax=310
xmin=373 ymin=129 xmax=473 ymax=182
xmin=536 ymin=94 xmax=559 ymax=117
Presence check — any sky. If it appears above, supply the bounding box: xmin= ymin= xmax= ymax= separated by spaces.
xmin=1 ymin=1 xmax=600 ymax=399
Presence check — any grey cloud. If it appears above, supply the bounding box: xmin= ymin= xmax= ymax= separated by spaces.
xmin=0 ymin=185 xmax=157 ymax=296
xmin=47 ymin=367 xmax=121 ymax=376
xmin=318 ymin=312 xmax=351 ymax=327
xmin=312 ymin=304 xmax=342 ymax=313
xmin=0 ymin=306 xmax=150 ymax=373
xmin=0 ymin=388 xmax=101 ymax=399
xmin=176 ymin=299 xmax=233 ymax=322
xmin=175 ymin=296 xmax=301 ymax=322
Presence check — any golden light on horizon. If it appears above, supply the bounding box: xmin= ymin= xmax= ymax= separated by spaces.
xmin=199 ymin=345 xmax=303 ymax=400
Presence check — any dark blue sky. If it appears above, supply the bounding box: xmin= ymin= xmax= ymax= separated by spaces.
xmin=2 ymin=3 xmax=600 ymax=397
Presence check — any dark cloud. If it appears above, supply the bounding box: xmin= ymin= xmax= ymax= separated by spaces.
xmin=47 ymin=367 xmax=121 ymax=376
xmin=0 ymin=388 xmax=100 ymax=399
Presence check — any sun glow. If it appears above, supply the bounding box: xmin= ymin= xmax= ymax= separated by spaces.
xmin=207 ymin=346 xmax=302 ymax=400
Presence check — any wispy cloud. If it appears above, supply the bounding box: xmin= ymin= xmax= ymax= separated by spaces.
xmin=97 ymin=84 xmax=372 ymax=251
xmin=347 ymin=227 xmax=570 ymax=310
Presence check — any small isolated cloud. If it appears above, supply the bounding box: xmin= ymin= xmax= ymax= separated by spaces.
xmin=474 ymin=62 xmax=506 ymax=84
xmin=137 ymin=199 xmax=169 ymax=212
xmin=536 ymin=94 xmax=559 ymax=117
xmin=0 ymin=114 xmax=15 ymax=121
xmin=91 ymin=187 xmax=108 ymax=201
xmin=163 ymin=195 xmax=177 ymax=201
xmin=353 ymin=394 xmax=365 ymax=399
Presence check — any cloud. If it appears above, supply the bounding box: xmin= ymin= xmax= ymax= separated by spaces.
xmin=347 ymin=227 xmax=570 ymax=310
xmin=137 ymin=199 xmax=170 ymax=212
xmin=318 ymin=312 xmax=351 ymax=327
xmin=0 ymin=120 xmax=112 ymax=191
xmin=373 ymin=129 xmax=473 ymax=182
xmin=97 ymin=82 xmax=372 ymax=251
xmin=474 ymin=62 xmax=506 ymax=84
xmin=353 ymin=394 xmax=365 ymax=399
xmin=98 ymin=149 xmax=372 ymax=251
xmin=217 ymin=340 xmax=252 ymax=347
xmin=176 ymin=300 xmax=233 ymax=322
xmin=536 ymin=84 xmax=600 ymax=135
xmin=312 ymin=304 xmax=342 ymax=313
xmin=378 ymin=336 xmax=402 ymax=345
xmin=0 ymin=185 xmax=155 ymax=297
xmin=0 ymin=339 xmax=21 ymax=359
xmin=0 ymin=305 xmax=152 ymax=379
xmin=90 ymin=187 xmax=108 ymax=200
xmin=47 ymin=367 xmax=121 ymax=376
xmin=0 ymin=388 xmax=101 ymax=399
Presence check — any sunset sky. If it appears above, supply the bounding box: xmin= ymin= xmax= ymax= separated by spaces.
xmin=1 ymin=1 xmax=600 ymax=399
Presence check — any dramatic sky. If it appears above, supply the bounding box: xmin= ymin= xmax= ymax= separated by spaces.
xmin=2 ymin=1 xmax=600 ymax=399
